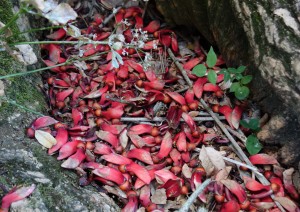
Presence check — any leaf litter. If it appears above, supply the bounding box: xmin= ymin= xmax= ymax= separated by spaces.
xmin=3 ymin=1 xmax=299 ymax=211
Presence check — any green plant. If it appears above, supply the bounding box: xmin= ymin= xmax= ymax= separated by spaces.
xmin=192 ymin=47 xmax=252 ymax=100
xmin=240 ymin=118 xmax=262 ymax=155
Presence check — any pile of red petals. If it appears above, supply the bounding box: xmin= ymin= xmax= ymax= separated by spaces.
xmin=24 ymin=6 xmax=300 ymax=212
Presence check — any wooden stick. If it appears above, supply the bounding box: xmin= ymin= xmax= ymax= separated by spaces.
xmin=120 ymin=116 xmax=225 ymax=122
xmin=167 ymin=48 xmax=285 ymax=212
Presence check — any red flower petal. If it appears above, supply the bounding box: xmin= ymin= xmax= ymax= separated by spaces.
xmin=176 ymin=132 xmax=187 ymax=152
xmin=182 ymin=112 xmax=197 ymax=131
xmin=125 ymin=60 xmax=144 ymax=74
xmin=93 ymin=167 xmax=125 ymax=185
xmin=143 ymin=79 xmax=165 ymax=90
xmin=101 ymin=123 xmax=126 ymax=135
xmin=155 ymin=169 xmax=178 ymax=184
xmin=184 ymin=89 xmax=195 ymax=104
xmin=56 ymin=88 xmax=74 ymax=102
xmin=221 ymin=179 xmax=247 ymax=203
xmin=139 ymin=185 xmax=151 ymax=207
xmin=101 ymin=107 xmax=124 ymax=120
xmin=135 ymin=15 xmax=143 ymax=28
xmin=1 ymin=184 xmax=35 ymax=211
xmin=128 ymin=133 xmax=146 ymax=148
xmin=129 ymin=124 xmax=153 ymax=135
xmin=48 ymin=127 xmax=68 ymax=155
xmin=166 ymin=105 xmax=183 ymax=129
xmin=171 ymin=35 xmax=178 ymax=53
xmin=183 ymin=58 xmax=202 ymax=70
xmin=101 ymin=153 xmax=132 ymax=165
xmin=126 ymin=162 xmax=151 ymax=184
xmin=249 ymin=154 xmax=278 ymax=165
xmin=143 ymin=20 xmax=160 ymax=33
xmin=94 ymin=142 xmax=113 ymax=155
xmin=160 ymin=179 xmax=182 ymax=198
xmin=220 ymin=200 xmax=240 ymax=212
xmin=32 ymin=116 xmax=58 ymax=130
xmin=283 ymin=168 xmax=299 ymax=200
xmin=156 ymin=131 xmax=173 ymax=159
xmin=72 ymin=108 xmax=83 ymax=126
xmin=127 ymin=148 xmax=153 ymax=165
xmin=170 ymin=148 xmax=181 ymax=166
xmin=57 ymin=140 xmax=81 ymax=160
xmin=243 ymin=176 xmax=270 ymax=191
xmin=193 ymin=77 xmax=207 ymax=99
xmin=96 ymin=130 xmax=119 ymax=148
xmin=219 ymin=105 xmax=233 ymax=127
xmin=203 ymin=83 xmax=221 ymax=92
xmin=121 ymin=196 xmax=138 ymax=212
xmin=47 ymin=28 xmax=66 ymax=40
xmin=43 ymin=60 xmax=61 ymax=72
xmin=61 ymin=148 xmax=86 ymax=169
xmin=231 ymin=106 xmax=243 ymax=129
xmin=166 ymin=92 xmax=186 ymax=105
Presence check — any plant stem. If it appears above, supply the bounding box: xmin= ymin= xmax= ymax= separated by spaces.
xmin=0 ymin=62 xmax=68 ymax=80
xmin=0 ymin=97 xmax=44 ymax=116
xmin=224 ymin=125 xmax=247 ymax=144
xmin=179 ymin=179 xmax=212 ymax=212
xmin=15 ymin=25 xmax=63 ymax=35
xmin=9 ymin=40 xmax=108 ymax=46
xmin=0 ymin=8 xmax=25 ymax=35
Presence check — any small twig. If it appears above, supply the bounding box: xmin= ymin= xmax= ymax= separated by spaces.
xmin=167 ymin=48 xmax=285 ymax=212
xmin=167 ymin=48 xmax=193 ymax=88
xmin=179 ymin=179 xmax=212 ymax=212
xmin=105 ymin=95 xmax=133 ymax=104
xmin=222 ymin=157 xmax=263 ymax=176
xmin=224 ymin=125 xmax=247 ymax=144
xmin=120 ymin=116 xmax=225 ymax=122
xmin=9 ymin=40 xmax=108 ymax=46
xmin=99 ymin=6 xmax=122 ymax=28
xmin=174 ymin=86 xmax=189 ymax=93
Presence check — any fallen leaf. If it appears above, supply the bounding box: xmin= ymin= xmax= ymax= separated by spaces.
xmin=15 ymin=44 xmax=38 ymax=65
xmin=150 ymin=188 xmax=167 ymax=204
xmin=182 ymin=163 xmax=192 ymax=179
xmin=35 ymin=130 xmax=57 ymax=148
xmin=199 ymin=146 xmax=226 ymax=176
xmin=44 ymin=3 xmax=78 ymax=25
xmin=273 ymin=196 xmax=298 ymax=212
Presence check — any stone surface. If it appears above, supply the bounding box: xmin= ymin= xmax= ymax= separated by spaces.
xmin=155 ymin=0 xmax=300 ymax=167
xmin=0 ymin=0 xmax=119 ymax=211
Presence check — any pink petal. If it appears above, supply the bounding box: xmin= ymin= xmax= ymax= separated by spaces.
xmin=170 ymin=148 xmax=181 ymax=166
xmin=48 ymin=128 xmax=68 ymax=155
xmin=166 ymin=105 xmax=183 ymax=129
xmin=127 ymin=148 xmax=153 ymax=165
xmin=32 ymin=116 xmax=58 ymax=130
xmin=166 ymin=92 xmax=186 ymax=105
xmin=129 ymin=124 xmax=153 ymax=135
xmin=155 ymin=169 xmax=178 ymax=184
xmin=139 ymin=185 xmax=151 ymax=207
xmin=126 ymin=162 xmax=151 ymax=184
xmin=143 ymin=79 xmax=165 ymax=90
xmin=93 ymin=142 xmax=113 ymax=155
xmin=143 ymin=20 xmax=160 ymax=33
xmin=283 ymin=168 xmax=299 ymax=199
xmin=220 ymin=200 xmax=240 ymax=212
xmin=96 ymin=130 xmax=119 ymax=148
xmin=61 ymin=148 xmax=86 ymax=169
xmin=84 ymin=85 xmax=109 ymax=99
xmin=101 ymin=153 xmax=132 ymax=165
xmin=203 ymin=83 xmax=221 ymax=92
xmin=93 ymin=167 xmax=125 ymax=185
xmin=56 ymin=88 xmax=74 ymax=102
xmin=231 ymin=106 xmax=243 ymax=129
xmin=159 ymin=179 xmax=182 ymax=198
xmin=57 ymin=140 xmax=81 ymax=160
xmin=47 ymin=28 xmax=66 ymax=40
xmin=183 ymin=58 xmax=202 ymax=70
xmin=72 ymin=108 xmax=83 ymax=126
xmin=243 ymin=176 xmax=270 ymax=191
xmin=121 ymin=196 xmax=138 ymax=212
xmin=193 ymin=77 xmax=207 ymax=99
xmin=182 ymin=112 xmax=197 ymax=131
xmin=176 ymin=132 xmax=187 ymax=152
xmin=128 ymin=133 xmax=146 ymax=148
xmin=249 ymin=154 xmax=278 ymax=165
xmin=221 ymin=179 xmax=247 ymax=203
xmin=219 ymin=105 xmax=233 ymax=127
xmin=101 ymin=123 xmax=126 ymax=135
xmin=156 ymin=131 xmax=173 ymax=159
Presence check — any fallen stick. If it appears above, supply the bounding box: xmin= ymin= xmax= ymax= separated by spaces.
xmin=120 ymin=116 xmax=225 ymax=122
xmin=167 ymin=48 xmax=285 ymax=212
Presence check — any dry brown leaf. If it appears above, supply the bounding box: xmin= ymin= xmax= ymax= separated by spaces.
xmin=182 ymin=163 xmax=192 ymax=179
xmin=35 ymin=130 xmax=57 ymax=148
xmin=150 ymin=188 xmax=167 ymax=204
xmin=199 ymin=146 xmax=226 ymax=176
xmin=103 ymin=185 xmax=127 ymax=199
xmin=273 ymin=196 xmax=298 ymax=212
xmin=215 ymin=166 xmax=232 ymax=181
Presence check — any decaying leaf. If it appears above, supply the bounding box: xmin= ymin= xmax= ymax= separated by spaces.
xmin=199 ymin=146 xmax=226 ymax=176
xmin=150 ymin=188 xmax=167 ymax=204
xmin=273 ymin=196 xmax=298 ymax=212
xmin=14 ymin=44 xmax=38 ymax=65
xmin=35 ymin=130 xmax=57 ymax=148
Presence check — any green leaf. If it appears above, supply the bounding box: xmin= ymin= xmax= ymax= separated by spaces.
xmin=236 ymin=66 xmax=246 ymax=73
xmin=192 ymin=64 xmax=207 ymax=77
xmin=241 ymin=75 xmax=253 ymax=84
xmin=206 ymin=47 xmax=217 ymax=68
xmin=224 ymin=72 xmax=231 ymax=82
xmin=228 ymin=68 xmax=237 ymax=74
xmin=230 ymin=82 xmax=240 ymax=92
xmin=235 ymin=86 xmax=250 ymax=100
xmin=207 ymin=70 xmax=217 ymax=84
xmin=246 ymin=135 xmax=263 ymax=155
xmin=218 ymin=69 xmax=227 ymax=74
xmin=235 ymin=73 xmax=243 ymax=80
xmin=240 ymin=118 xmax=260 ymax=131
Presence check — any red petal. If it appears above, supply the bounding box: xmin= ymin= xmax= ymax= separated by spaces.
xmin=231 ymin=106 xmax=243 ymax=129
xmin=54 ymin=79 xmax=70 ymax=87
xmin=135 ymin=15 xmax=143 ymax=28
xmin=101 ymin=153 xmax=132 ymax=165
xmin=166 ymin=105 xmax=183 ymax=129
xmin=128 ymin=133 xmax=146 ymax=148
xmin=143 ymin=20 xmax=160 ymax=33
xmin=183 ymin=58 xmax=202 ymax=70
xmin=121 ymin=196 xmax=138 ymax=212
xmin=1 ymin=184 xmax=35 ymax=211
xmin=181 ymin=151 xmax=190 ymax=162
xmin=203 ymin=83 xmax=221 ymax=92
xmin=143 ymin=40 xmax=159 ymax=50
xmin=129 ymin=124 xmax=153 ymax=135
xmin=47 ymin=28 xmax=66 ymax=40
xmin=182 ymin=112 xmax=197 ymax=131
xmin=32 ymin=116 xmax=58 ymax=130
xmin=101 ymin=107 xmax=124 ymax=120
xmin=57 ymin=140 xmax=81 ymax=160
xmin=220 ymin=200 xmax=240 ymax=212
xmin=176 ymin=132 xmax=187 ymax=152
xmin=93 ymin=167 xmax=125 ymax=185
xmin=94 ymin=142 xmax=113 ymax=155
xmin=171 ymin=35 xmax=178 ymax=53
xmin=249 ymin=154 xmax=278 ymax=165
xmin=143 ymin=79 xmax=165 ymax=90
xmin=160 ymin=179 xmax=182 ymax=198
xmin=219 ymin=105 xmax=233 ymax=127
xmin=46 ymin=44 xmax=61 ymax=63
xmin=117 ymin=65 xmax=129 ymax=79
xmin=184 ymin=89 xmax=195 ymax=104
xmin=56 ymin=88 xmax=74 ymax=102
xmin=61 ymin=148 xmax=86 ymax=169
xmin=43 ymin=60 xmax=61 ymax=72
xmin=283 ymin=168 xmax=299 ymax=199
xmin=243 ymin=176 xmax=270 ymax=191
xmin=115 ymin=11 xmax=123 ymax=23
xmin=155 ymin=169 xmax=178 ymax=184
xmin=48 ymin=128 xmax=68 ymax=155
xmin=203 ymin=134 xmax=218 ymax=142
xmin=95 ymin=32 xmax=111 ymax=41
xmin=127 ymin=148 xmax=153 ymax=165
xmin=170 ymin=148 xmax=181 ymax=166
xmin=193 ymin=77 xmax=207 ymax=99
xmin=160 ymin=34 xmax=171 ymax=47
xmin=139 ymin=185 xmax=151 ymax=207
xmin=166 ymin=92 xmax=186 ymax=105
xmin=126 ymin=162 xmax=151 ymax=184
xmin=96 ymin=130 xmax=119 ymax=148
xmin=156 ymin=131 xmax=173 ymax=159
xmin=101 ymin=123 xmax=126 ymax=135
xmin=221 ymin=179 xmax=247 ymax=203
xmin=72 ymin=108 xmax=83 ymax=126
xmin=126 ymin=60 xmax=144 ymax=73
xmin=270 ymin=177 xmax=285 ymax=197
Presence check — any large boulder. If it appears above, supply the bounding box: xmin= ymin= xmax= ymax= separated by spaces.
xmin=155 ymin=0 xmax=300 ymax=167
xmin=0 ymin=0 xmax=119 ymax=211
